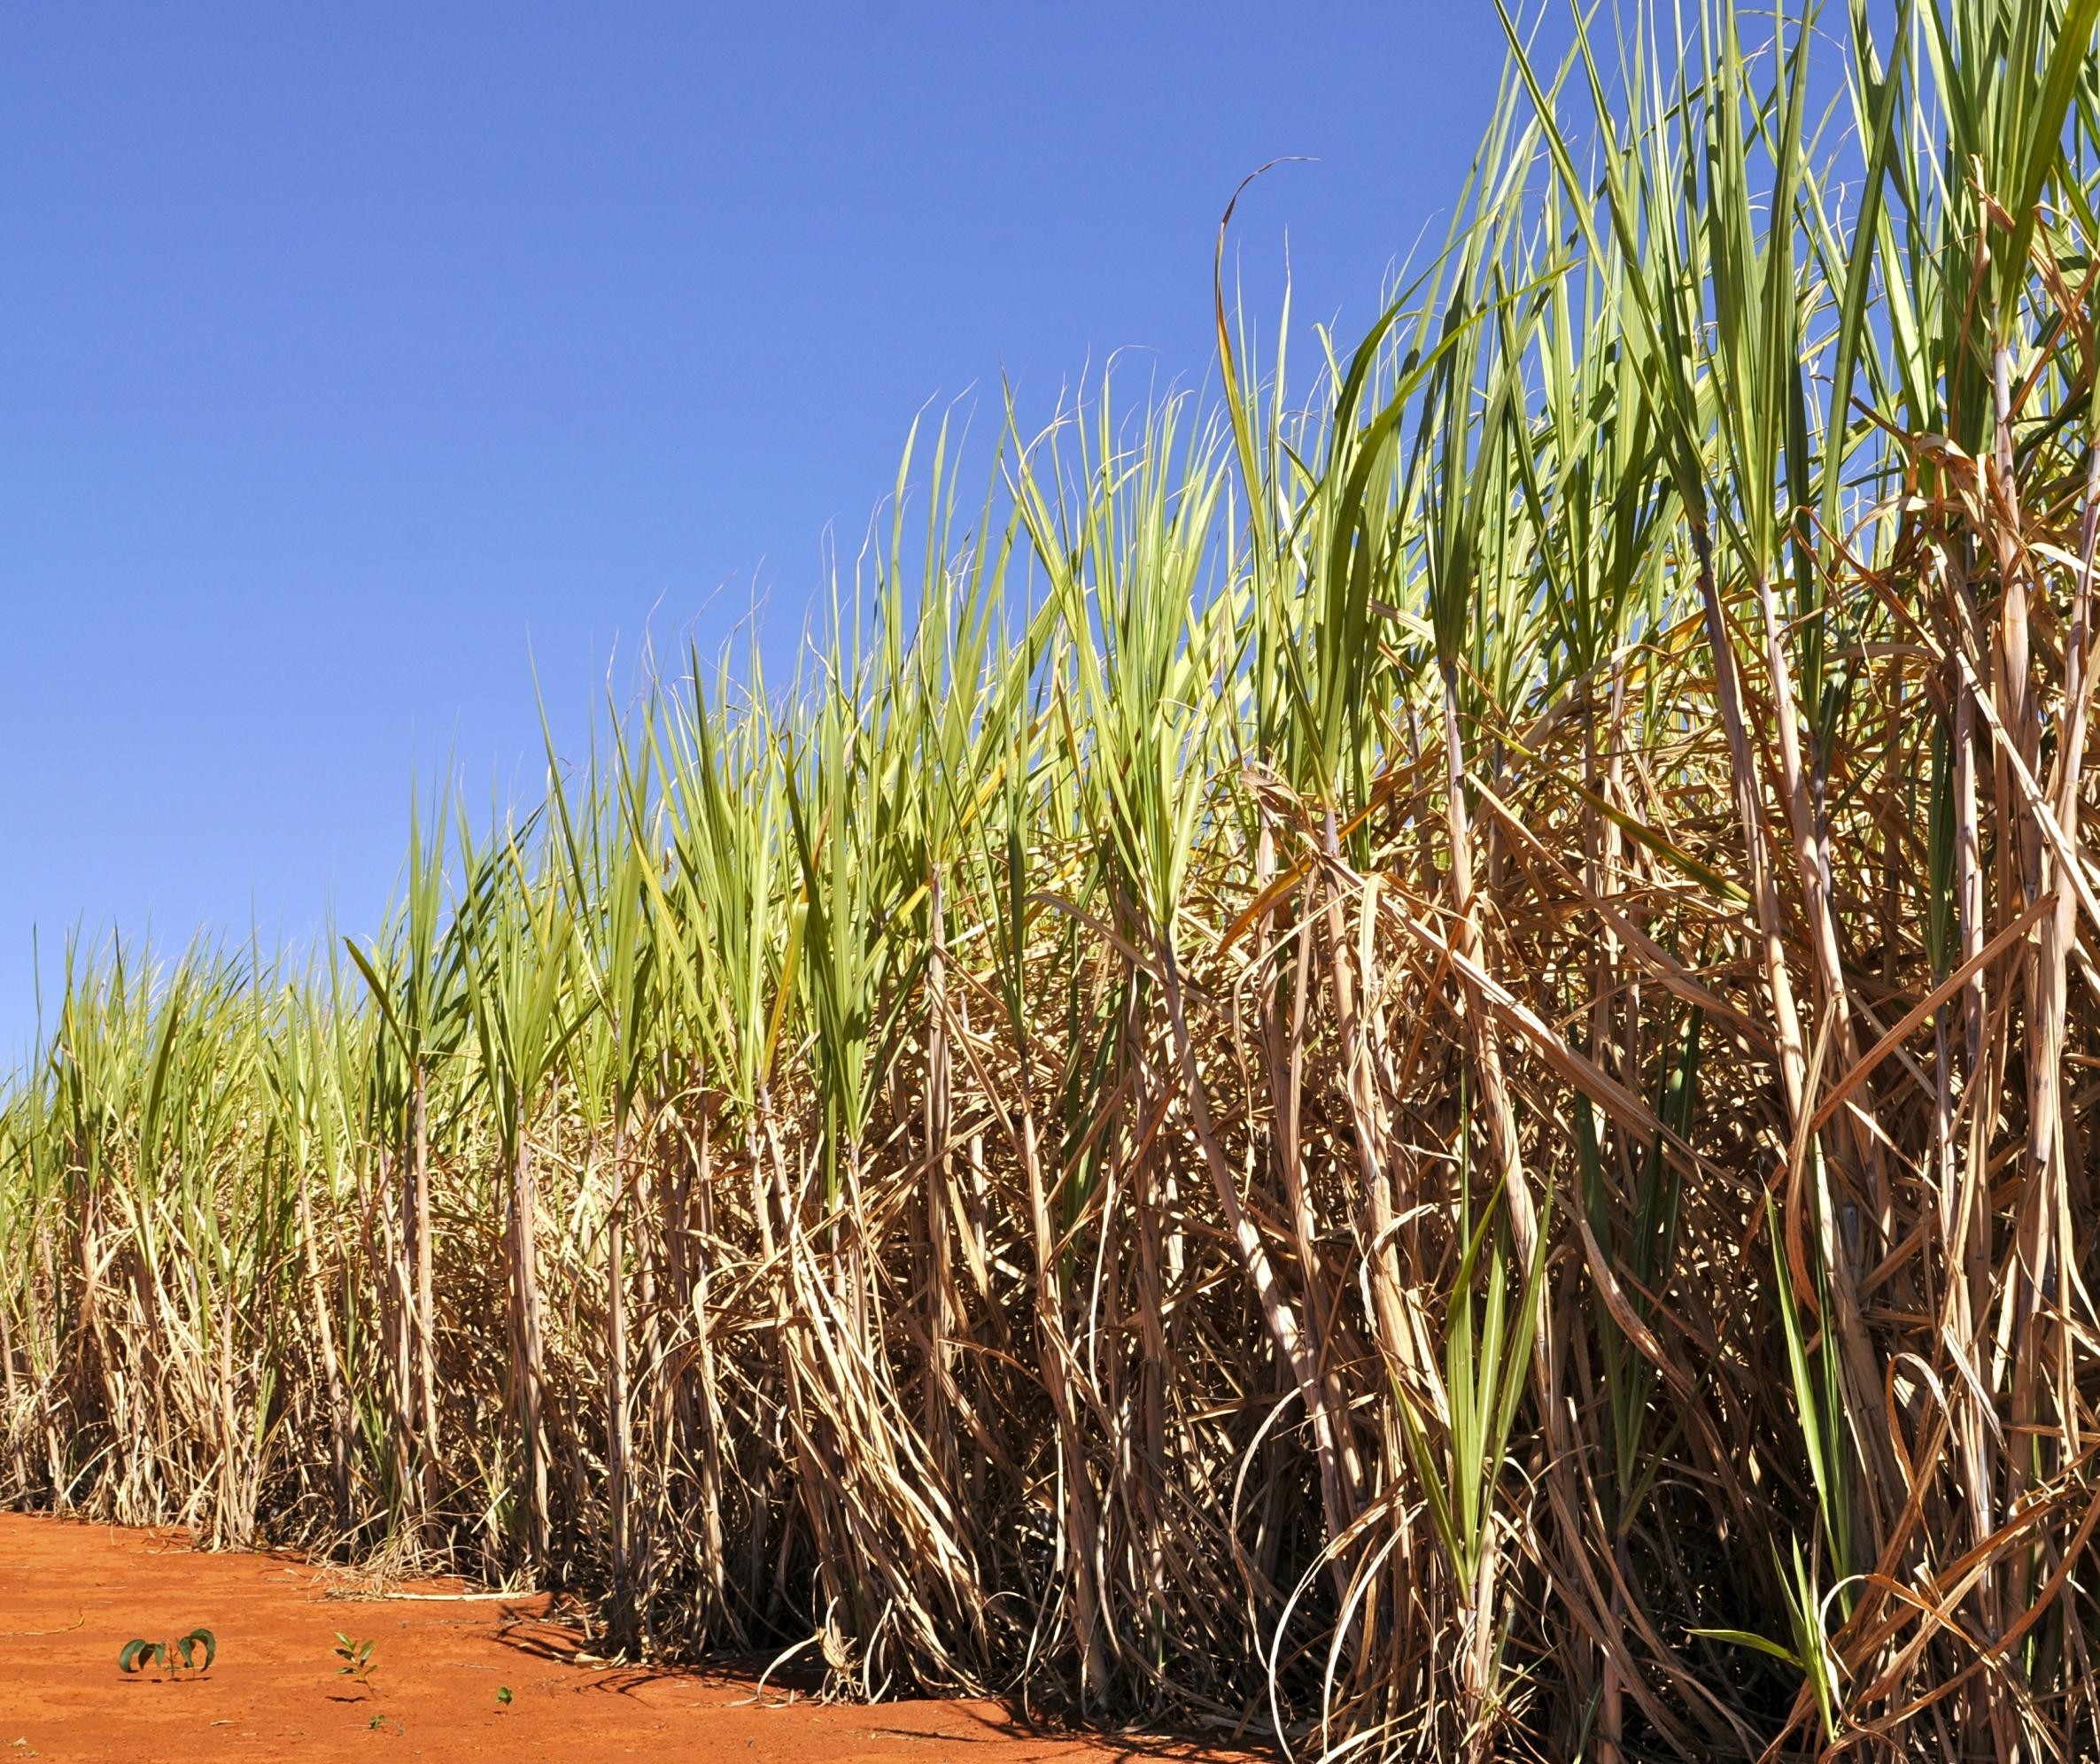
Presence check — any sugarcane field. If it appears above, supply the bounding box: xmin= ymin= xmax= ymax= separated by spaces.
xmin=5 ymin=4 xmax=2100 ymax=1759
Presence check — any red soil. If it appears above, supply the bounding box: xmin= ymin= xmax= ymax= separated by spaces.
xmin=0 ymin=1514 xmax=1244 ymax=1762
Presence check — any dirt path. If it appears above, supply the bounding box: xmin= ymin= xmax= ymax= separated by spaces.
xmin=0 ymin=1515 xmax=1240 ymax=1762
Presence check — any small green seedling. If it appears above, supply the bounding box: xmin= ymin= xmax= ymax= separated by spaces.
xmin=333 ymin=1633 xmax=378 ymax=1690
xmin=118 ymin=1629 xmax=215 ymax=1679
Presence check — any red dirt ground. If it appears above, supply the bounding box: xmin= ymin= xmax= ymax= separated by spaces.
xmin=0 ymin=1514 xmax=1247 ymax=1762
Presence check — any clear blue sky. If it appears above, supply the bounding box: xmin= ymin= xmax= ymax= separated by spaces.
xmin=2 ymin=3 xmax=1517 ymax=1056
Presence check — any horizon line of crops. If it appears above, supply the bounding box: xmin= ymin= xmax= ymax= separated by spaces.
xmin=6 ymin=2 xmax=2100 ymax=1757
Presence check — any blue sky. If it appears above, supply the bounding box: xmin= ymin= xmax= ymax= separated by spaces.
xmin=1 ymin=3 xmax=1515 ymax=1055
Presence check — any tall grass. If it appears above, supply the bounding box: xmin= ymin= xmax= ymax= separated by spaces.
xmin=6 ymin=2 xmax=2100 ymax=1754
